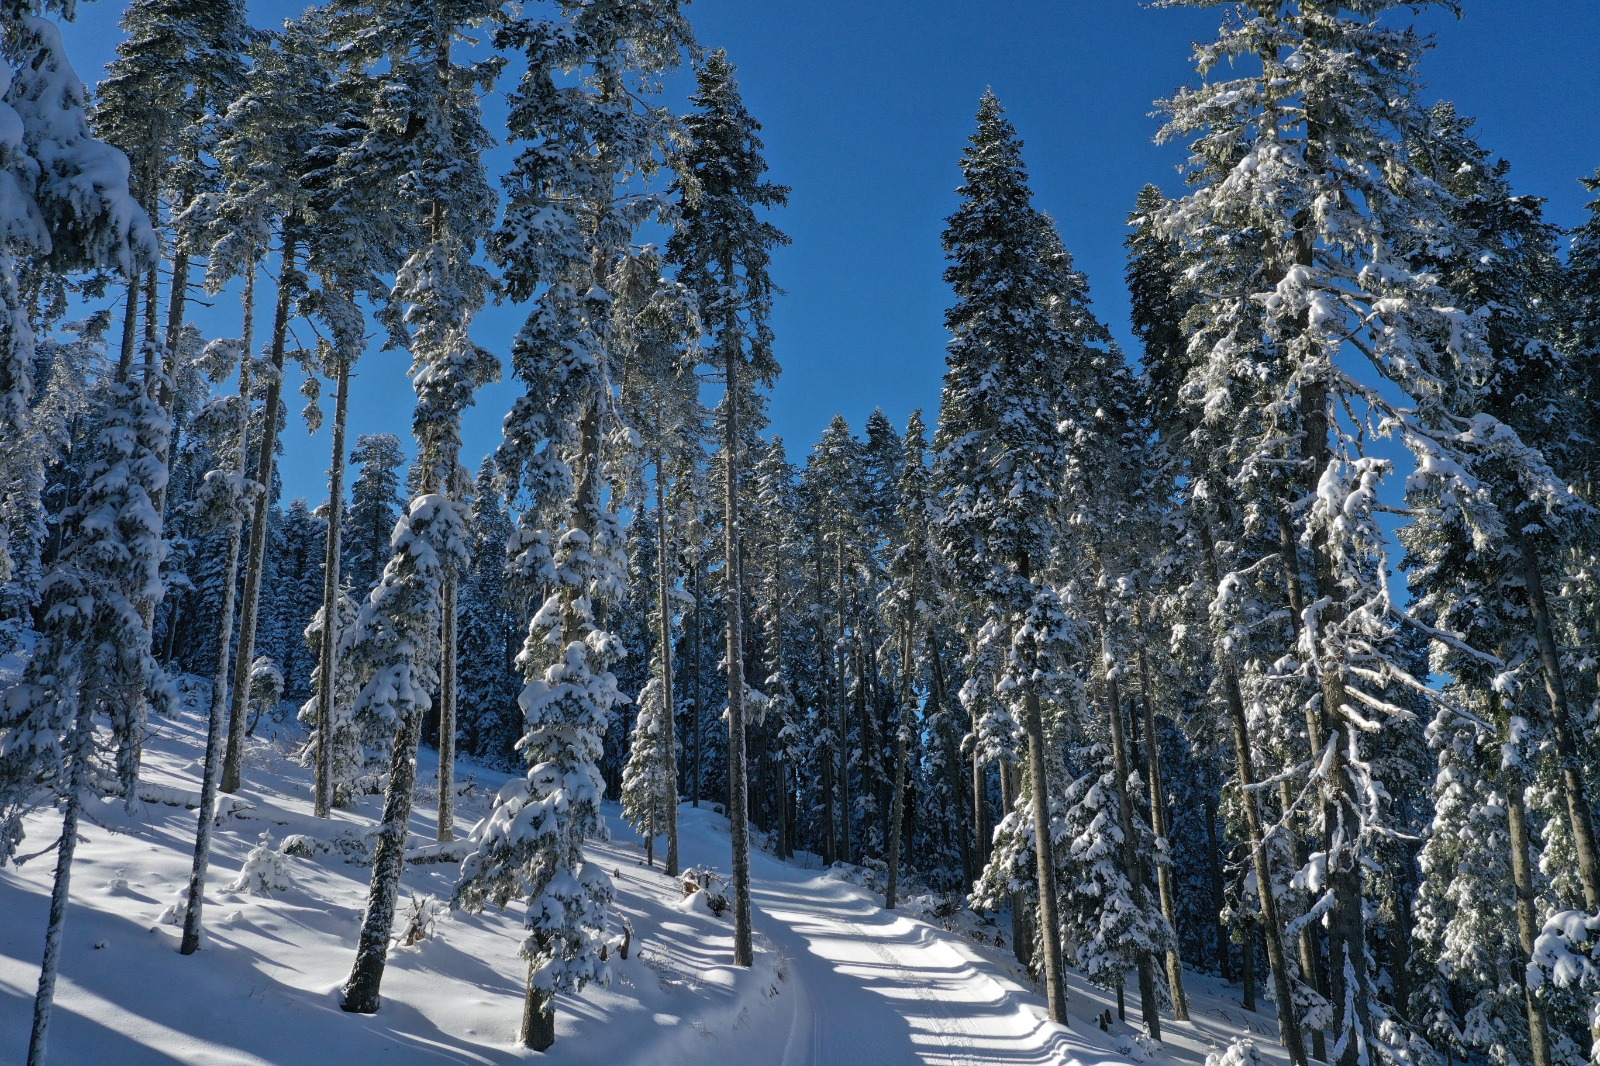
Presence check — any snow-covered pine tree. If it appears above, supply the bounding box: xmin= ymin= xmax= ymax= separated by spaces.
xmin=335 ymin=0 xmax=501 ymax=1013
xmin=457 ymin=459 xmax=519 ymax=764
xmin=931 ymin=91 xmax=1078 ymax=1025
xmin=614 ymin=246 xmax=700 ymax=877
xmin=881 ymin=411 xmax=937 ymax=910
xmin=0 ymin=12 xmax=154 ymax=1058
xmin=343 ymin=433 xmax=406 ymax=598
xmin=802 ymin=415 xmax=867 ymax=866
xmin=1153 ymin=4 xmax=1593 ymax=1063
xmin=665 ymin=46 xmax=788 ymax=968
xmin=298 ymin=585 xmax=363 ymax=805
xmin=455 ymin=0 xmax=692 ymax=1048
xmin=622 ymin=674 xmax=674 ymax=867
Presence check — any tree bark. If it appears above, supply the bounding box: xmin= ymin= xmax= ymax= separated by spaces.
xmin=885 ymin=607 xmax=915 ymax=909
xmin=27 ymin=696 xmax=93 ymax=1066
xmin=222 ymin=234 xmax=298 ymax=794
xmin=1097 ymin=598 xmax=1160 ymax=1041
xmin=1201 ymin=522 xmax=1309 ymax=1066
xmin=723 ymin=339 xmax=754 ymax=968
xmin=314 ymin=354 xmax=349 ymax=819
xmin=1135 ymin=612 xmax=1189 ymax=1022
xmin=180 ymin=265 xmax=256 ymax=954
xmin=1515 ymin=534 xmax=1600 ymax=910
xmin=655 ymin=454 xmax=680 ymax=876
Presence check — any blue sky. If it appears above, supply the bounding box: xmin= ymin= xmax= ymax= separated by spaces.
xmin=62 ymin=1 xmax=1600 ymax=503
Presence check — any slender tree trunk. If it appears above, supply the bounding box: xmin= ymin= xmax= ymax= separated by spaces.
xmin=26 ymin=696 xmax=93 ymax=1066
xmin=723 ymin=342 xmax=754 ymax=968
xmin=1203 ymin=785 xmax=1230 ymax=980
xmin=1096 ymin=598 xmax=1159 ymax=1041
xmin=180 ymin=266 xmax=257 ymax=953
xmin=655 ymin=454 xmax=680 ymax=876
xmin=1135 ymin=617 xmax=1188 ymax=1022
xmin=437 ymin=573 xmax=456 ymax=841
xmin=223 ymin=235 xmax=298 ymax=794
xmin=117 ymin=277 xmax=140 ymax=381
xmin=885 ymin=607 xmax=915 ymax=909
xmin=1201 ymin=521 xmax=1309 ymax=1066
xmin=1019 ymin=682 xmax=1067 ymax=1027
xmin=973 ymin=745 xmax=989 ymax=880
xmin=340 ymin=658 xmax=426 ymax=1013
xmin=691 ymin=561 xmax=702 ymax=808
xmin=1277 ymin=509 xmax=1331 ymax=1061
xmin=1515 ymin=535 xmax=1600 ymax=909
xmin=314 ymin=356 xmax=349 ymax=819
xmin=835 ymin=537 xmax=851 ymax=864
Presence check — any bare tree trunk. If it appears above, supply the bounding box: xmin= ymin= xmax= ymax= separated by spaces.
xmin=1096 ymin=598 xmax=1160 ymax=1041
xmin=835 ymin=537 xmax=852 ymax=864
xmin=1012 ymin=551 xmax=1068 ymax=1029
xmin=655 ymin=454 xmax=680 ymax=876
xmin=1135 ymin=614 xmax=1188 ymax=1022
xmin=1515 ymin=535 xmax=1600 ymax=910
xmin=180 ymin=266 xmax=256 ymax=955
xmin=885 ymin=607 xmax=915 ymax=909
xmin=222 ymin=234 xmax=298 ymax=794
xmin=26 ymin=696 xmax=93 ymax=1066
xmin=314 ymin=355 xmax=349 ymax=819
xmin=691 ymin=560 xmax=702 ymax=809
xmin=1201 ymin=521 xmax=1309 ymax=1066
xmin=436 ymin=572 xmax=456 ymax=840
xmin=723 ymin=342 xmax=753 ymax=968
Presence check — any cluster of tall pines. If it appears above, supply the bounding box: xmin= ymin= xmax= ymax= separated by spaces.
xmin=2 ymin=1 xmax=1598 ymax=1065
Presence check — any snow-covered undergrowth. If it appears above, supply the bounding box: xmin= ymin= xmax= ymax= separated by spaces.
xmin=0 ymin=681 xmax=787 ymax=1065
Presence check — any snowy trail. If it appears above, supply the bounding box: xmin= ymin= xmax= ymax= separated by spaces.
xmin=741 ymin=845 xmax=1078 ymax=1066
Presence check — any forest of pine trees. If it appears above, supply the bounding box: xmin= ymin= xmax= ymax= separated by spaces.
xmin=2 ymin=0 xmax=1598 ymax=1063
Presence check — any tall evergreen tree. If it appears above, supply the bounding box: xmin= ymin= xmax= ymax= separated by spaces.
xmin=456 ymin=0 xmax=693 ymax=1047
xmin=931 ymin=92 xmax=1074 ymax=1026
xmin=664 ymin=46 xmax=788 ymax=970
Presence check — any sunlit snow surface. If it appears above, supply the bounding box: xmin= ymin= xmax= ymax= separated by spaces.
xmin=0 ymin=673 xmax=1289 ymax=1065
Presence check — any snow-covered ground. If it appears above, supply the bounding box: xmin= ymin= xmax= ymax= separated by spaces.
xmin=1 ymin=686 xmax=1288 ymax=1065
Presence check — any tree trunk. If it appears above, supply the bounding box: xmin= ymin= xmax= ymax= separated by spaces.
xmin=1097 ymin=598 xmax=1160 ymax=1041
xmin=1201 ymin=522 xmax=1309 ymax=1066
xmin=885 ymin=608 xmax=915 ymax=909
xmin=691 ymin=560 xmax=702 ymax=808
xmin=340 ymin=701 xmax=424 ymax=1013
xmin=27 ymin=696 xmax=93 ymax=1066
xmin=314 ymin=355 xmax=349 ymax=819
xmin=1135 ymin=615 xmax=1189 ymax=1022
xmin=835 ymin=537 xmax=852 ymax=865
xmin=436 ymin=571 xmax=457 ymax=841
xmin=520 ymin=969 xmax=555 ymax=1050
xmin=1277 ymin=509 xmax=1330 ymax=1061
xmin=723 ymin=341 xmax=754 ymax=969
xmin=1516 ymin=535 xmax=1600 ymax=910
xmin=223 ymin=234 xmax=298 ymax=794
xmin=180 ymin=266 xmax=257 ymax=954
xmin=1489 ymin=689 xmax=1555 ymax=1066
xmin=655 ymin=455 xmax=680 ymax=877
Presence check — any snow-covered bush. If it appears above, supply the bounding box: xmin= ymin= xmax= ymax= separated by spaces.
xmin=228 ymin=832 xmax=292 ymax=895
xmin=680 ymin=866 xmax=729 ymax=917
xmin=394 ymin=893 xmax=444 ymax=947
xmin=1205 ymin=1038 xmax=1265 ymax=1066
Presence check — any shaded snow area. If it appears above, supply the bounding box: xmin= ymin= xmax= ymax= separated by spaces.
xmin=2 ymin=684 xmax=1285 ymax=1065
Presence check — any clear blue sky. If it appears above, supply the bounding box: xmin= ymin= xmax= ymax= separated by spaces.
xmin=63 ymin=1 xmax=1600 ymax=503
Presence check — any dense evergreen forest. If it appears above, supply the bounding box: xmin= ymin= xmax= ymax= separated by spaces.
xmin=1 ymin=1 xmax=1598 ymax=1064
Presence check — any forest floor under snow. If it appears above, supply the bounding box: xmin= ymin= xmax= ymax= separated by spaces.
xmin=0 ymin=678 xmax=1290 ymax=1065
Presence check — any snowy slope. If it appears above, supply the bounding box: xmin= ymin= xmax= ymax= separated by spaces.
xmin=0 ymin=687 xmax=1289 ymax=1065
